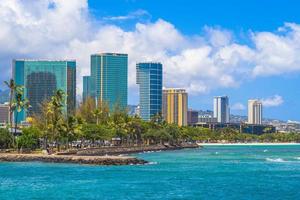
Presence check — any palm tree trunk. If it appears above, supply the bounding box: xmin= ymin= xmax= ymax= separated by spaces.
xmin=13 ymin=112 xmax=19 ymax=148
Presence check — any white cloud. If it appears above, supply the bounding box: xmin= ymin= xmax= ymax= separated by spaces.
xmin=0 ymin=0 xmax=300 ymax=100
xmin=103 ymin=9 xmax=150 ymax=21
xmin=231 ymin=103 xmax=246 ymax=110
xmin=252 ymin=23 xmax=300 ymax=76
xmin=261 ymin=95 xmax=284 ymax=107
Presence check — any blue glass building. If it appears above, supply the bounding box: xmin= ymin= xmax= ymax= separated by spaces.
xmin=82 ymin=76 xmax=91 ymax=102
xmin=90 ymin=53 xmax=128 ymax=111
xmin=13 ymin=59 xmax=76 ymax=122
xmin=136 ymin=62 xmax=162 ymax=121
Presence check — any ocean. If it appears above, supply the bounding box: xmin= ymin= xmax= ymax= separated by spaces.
xmin=1 ymin=145 xmax=300 ymax=200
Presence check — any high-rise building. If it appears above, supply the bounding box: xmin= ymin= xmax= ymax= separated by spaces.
xmin=0 ymin=103 xmax=9 ymax=124
xmin=213 ymin=96 xmax=230 ymax=123
xmin=248 ymin=99 xmax=263 ymax=125
xmin=13 ymin=59 xmax=76 ymax=122
xmin=162 ymin=88 xmax=188 ymax=126
xmin=136 ymin=62 xmax=162 ymax=121
xmin=82 ymin=76 xmax=91 ymax=102
xmin=90 ymin=53 xmax=128 ymax=110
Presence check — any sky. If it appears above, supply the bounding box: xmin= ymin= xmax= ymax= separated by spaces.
xmin=0 ymin=0 xmax=300 ymax=121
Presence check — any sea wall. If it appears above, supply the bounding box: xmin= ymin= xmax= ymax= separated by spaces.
xmin=0 ymin=154 xmax=147 ymax=165
xmin=75 ymin=144 xmax=199 ymax=156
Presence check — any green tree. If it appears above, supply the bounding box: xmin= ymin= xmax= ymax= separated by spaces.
xmin=17 ymin=126 xmax=41 ymax=150
xmin=76 ymin=97 xmax=97 ymax=123
xmin=47 ymin=89 xmax=66 ymax=151
xmin=4 ymin=79 xmax=24 ymax=146
xmin=12 ymin=89 xmax=30 ymax=136
xmin=0 ymin=128 xmax=13 ymax=149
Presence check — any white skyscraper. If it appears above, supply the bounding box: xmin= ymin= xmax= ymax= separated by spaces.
xmin=213 ymin=96 xmax=230 ymax=123
xmin=248 ymin=99 xmax=263 ymax=125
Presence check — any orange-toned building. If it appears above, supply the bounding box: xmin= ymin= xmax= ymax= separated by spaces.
xmin=162 ymin=88 xmax=188 ymax=126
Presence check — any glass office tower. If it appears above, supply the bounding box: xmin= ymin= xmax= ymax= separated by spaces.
xmin=83 ymin=76 xmax=91 ymax=102
xmin=13 ymin=59 xmax=76 ymax=122
xmin=90 ymin=53 xmax=128 ymax=110
xmin=136 ymin=62 xmax=162 ymax=121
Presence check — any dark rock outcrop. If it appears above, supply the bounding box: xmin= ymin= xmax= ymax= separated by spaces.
xmin=0 ymin=154 xmax=147 ymax=165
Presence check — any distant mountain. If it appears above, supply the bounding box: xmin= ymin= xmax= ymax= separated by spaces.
xmin=0 ymin=89 xmax=9 ymax=103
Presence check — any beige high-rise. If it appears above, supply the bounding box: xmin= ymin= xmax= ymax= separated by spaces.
xmin=162 ymin=88 xmax=188 ymax=126
xmin=248 ymin=99 xmax=263 ymax=125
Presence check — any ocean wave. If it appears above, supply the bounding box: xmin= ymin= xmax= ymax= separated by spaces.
xmin=146 ymin=162 xmax=158 ymax=165
xmin=266 ymin=158 xmax=286 ymax=163
xmin=294 ymin=157 xmax=300 ymax=160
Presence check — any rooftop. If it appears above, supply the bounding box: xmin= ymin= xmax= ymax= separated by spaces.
xmin=13 ymin=59 xmax=76 ymax=62
xmin=91 ymin=53 xmax=128 ymax=57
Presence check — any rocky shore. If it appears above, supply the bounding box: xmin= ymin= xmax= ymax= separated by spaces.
xmin=74 ymin=143 xmax=200 ymax=156
xmin=0 ymin=154 xmax=147 ymax=165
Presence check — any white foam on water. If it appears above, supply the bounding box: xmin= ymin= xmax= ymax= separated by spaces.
xmin=266 ymin=158 xmax=286 ymax=163
xmin=263 ymin=149 xmax=268 ymax=152
xmin=294 ymin=157 xmax=300 ymax=160
xmin=146 ymin=162 xmax=158 ymax=165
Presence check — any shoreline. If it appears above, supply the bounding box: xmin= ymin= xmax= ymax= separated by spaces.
xmin=74 ymin=144 xmax=200 ymax=156
xmin=197 ymin=143 xmax=300 ymax=146
xmin=0 ymin=144 xmax=200 ymax=165
xmin=0 ymin=154 xmax=147 ymax=165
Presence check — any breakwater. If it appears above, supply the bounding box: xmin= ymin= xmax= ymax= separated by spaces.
xmin=0 ymin=154 xmax=147 ymax=165
xmin=75 ymin=144 xmax=200 ymax=156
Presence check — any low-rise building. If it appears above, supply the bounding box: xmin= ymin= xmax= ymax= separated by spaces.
xmin=187 ymin=110 xmax=199 ymax=125
xmin=0 ymin=103 xmax=9 ymax=124
xmin=195 ymin=122 xmax=275 ymax=135
xmin=198 ymin=114 xmax=217 ymax=123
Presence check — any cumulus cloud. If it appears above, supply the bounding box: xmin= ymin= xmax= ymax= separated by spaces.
xmin=231 ymin=103 xmax=246 ymax=110
xmin=261 ymin=95 xmax=284 ymax=107
xmin=0 ymin=0 xmax=300 ymax=99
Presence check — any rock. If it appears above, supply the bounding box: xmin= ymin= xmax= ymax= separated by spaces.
xmin=0 ymin=154 xmax=147 ymax=165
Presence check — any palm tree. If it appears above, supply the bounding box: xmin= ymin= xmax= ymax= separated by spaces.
xmin=13 ymin=90 xmax=30 ymax=137
xmin=48 ymin=89 xmax=66 ymax=151
xmin=4 ymin=79 xmax=25 ymax=146
xmin=4 ymin=79 xmax=16 ymax=129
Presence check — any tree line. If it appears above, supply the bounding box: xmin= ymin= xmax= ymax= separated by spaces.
xmin=1 ymin=79 xmax=300 ymax=151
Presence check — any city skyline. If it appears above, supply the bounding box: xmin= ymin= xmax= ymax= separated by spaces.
xmin=0 ymin=0 xmax=299 ymax=121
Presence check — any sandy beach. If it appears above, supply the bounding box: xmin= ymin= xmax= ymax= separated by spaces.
xmin=197 ymin=143 xmax=300 ymax=146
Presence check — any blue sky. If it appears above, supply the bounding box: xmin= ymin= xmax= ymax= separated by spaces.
xmin=0 ymin=0 xmax=300 ymax=121
xmin=91 ymin=0 xmax=300 ymax=121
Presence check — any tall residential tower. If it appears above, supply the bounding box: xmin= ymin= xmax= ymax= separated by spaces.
xmin=90 ymin=53 xmax=128 ymax=110
xmin=162 ymin=88 xmax=188 ymax=126
xmin=136 ymin=62 xmax=162 ymax=121
xmin=213 ymin=96 xmax=230 ymax=123
xmin=248 ymin=99 xmax=263 ymax=125
xmin=13 ymin=59 xmax=76 ymax=122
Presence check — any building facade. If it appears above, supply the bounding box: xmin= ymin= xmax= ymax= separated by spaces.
xmin=248 ymin=99 xmax=263 ymax=125
xmin=13 ymin=59 xmax=76 ymax=122
xmin=162 ymin=88 xmax=188 ymax=126
xmin=198 ymin=115 xmax=218 ymax=123
xmin=136 ymin=62 xmax=162 ymax=121
xmin=187 ymin=110 xmax=199 ymax=125
xmin=213 ymin=96 xmax=230 ymax=123
xmin=0 ymin=103 xmax=9 ymax=124
xmin=0 ymin=89 xmax=9 ymax=104
xmin=82 ymin=76 xmax=91 ymax=102
xmin=90 ymin=53 xmax=128 ymax=110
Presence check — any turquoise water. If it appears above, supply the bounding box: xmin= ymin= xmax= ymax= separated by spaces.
xmin=1 ymin=145 xmax=300 ymax=200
